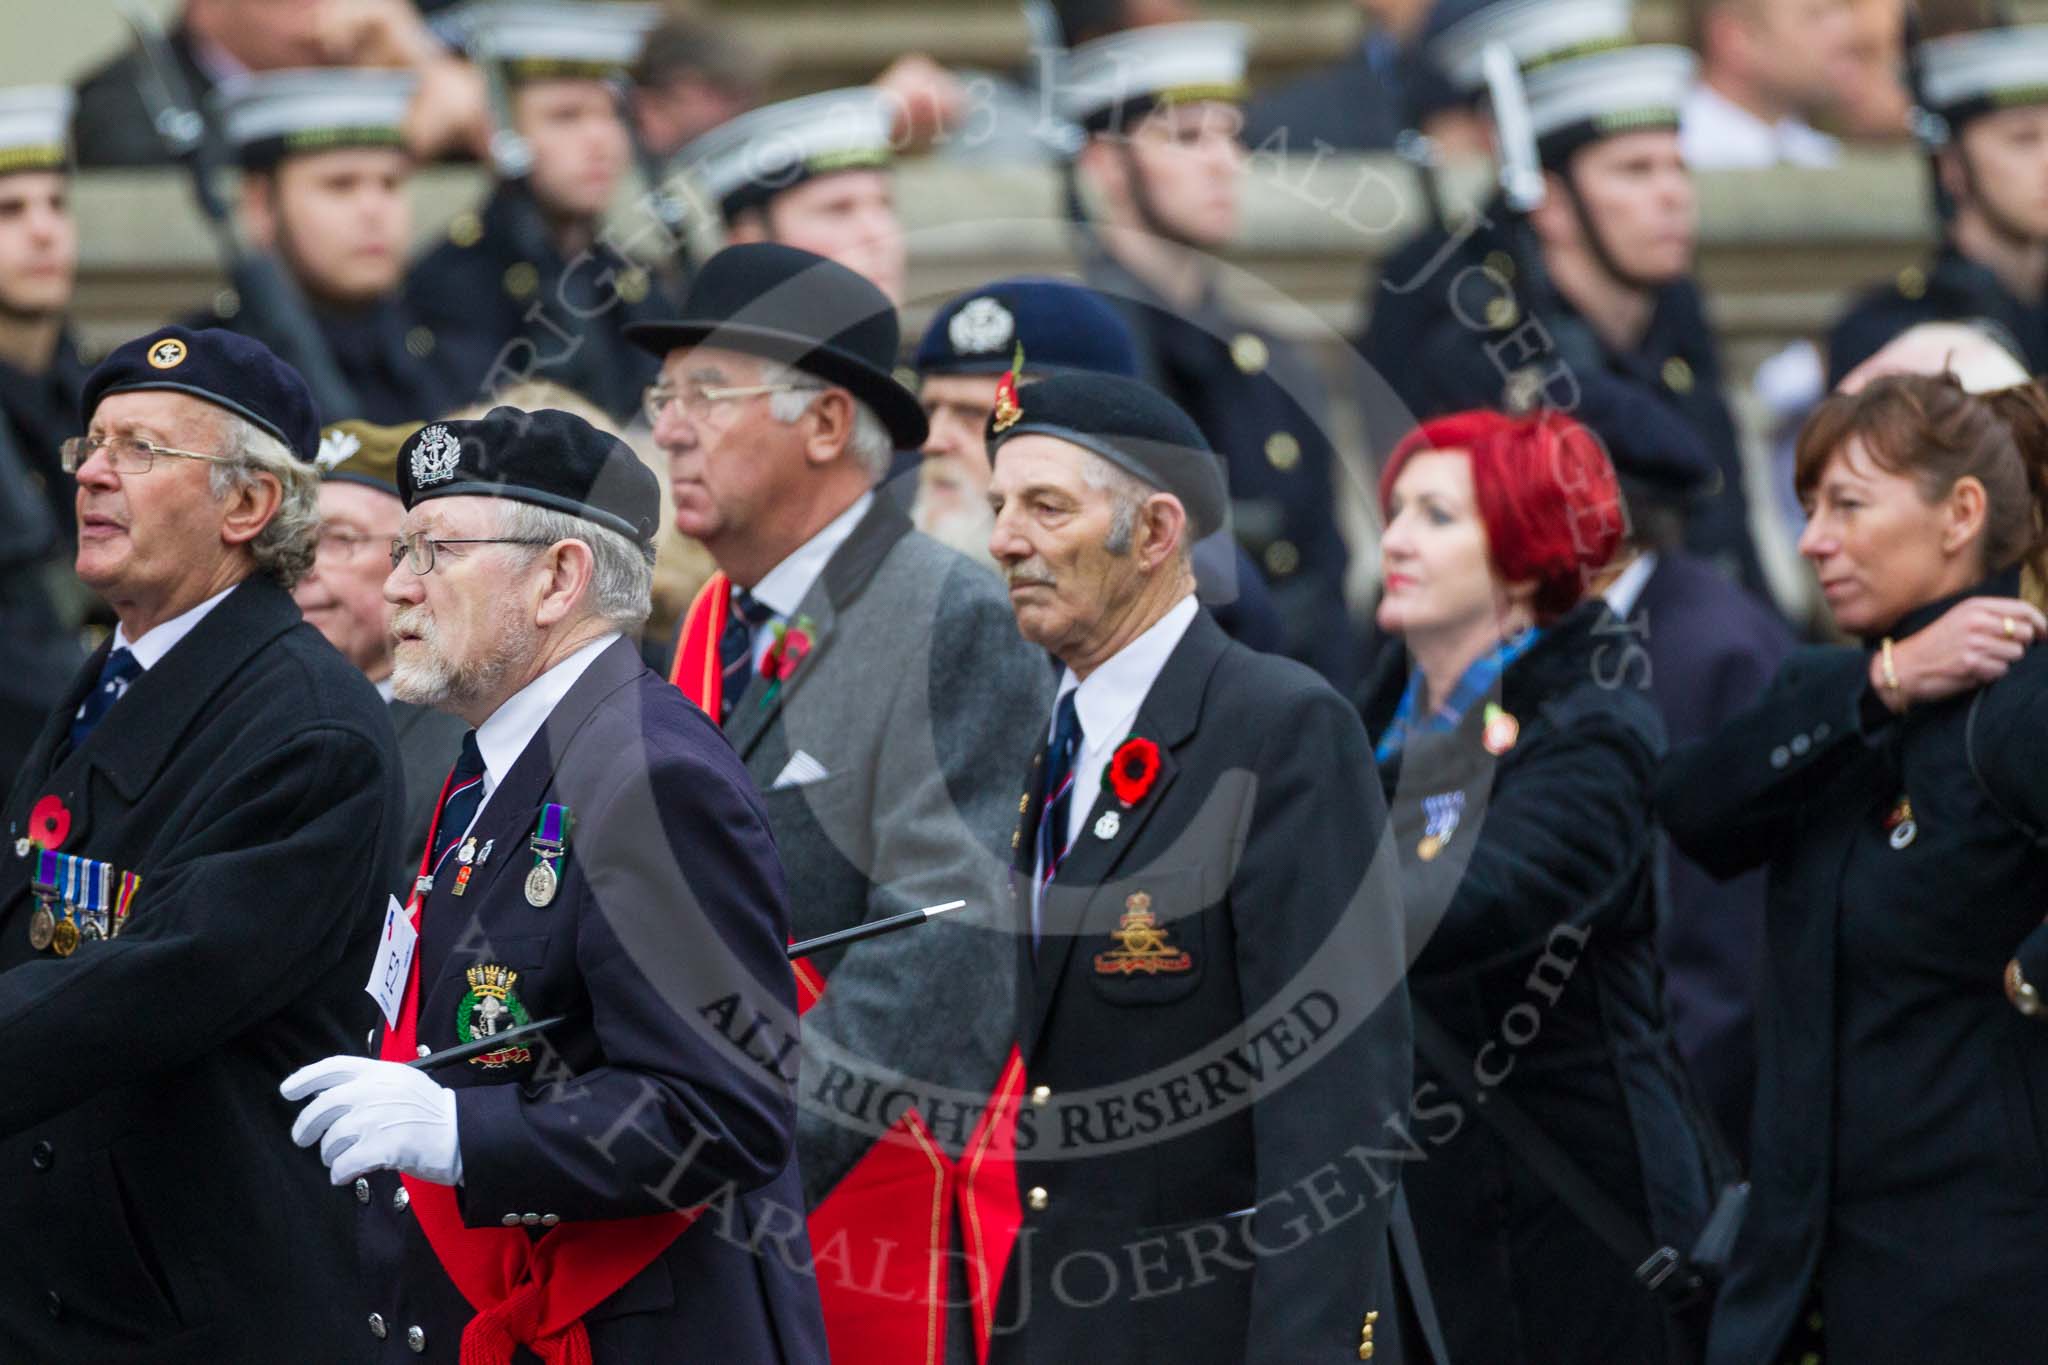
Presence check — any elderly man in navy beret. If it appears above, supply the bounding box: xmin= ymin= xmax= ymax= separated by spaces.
xmin=913 ymin=274 xmax=1286 ymax=655
xmin=982 ymin=371 xmax=1439 ymax=1363
xmin=281 ymin=406 xmax=828 ymax=1364
xmin=0 ymin=325 xmax=403 ymax=1359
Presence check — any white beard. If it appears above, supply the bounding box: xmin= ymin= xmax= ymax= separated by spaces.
xmin=389 ymin=602 xmax=531 ymax=714
xmin=912 ymin=486 xmax=999 ymax=573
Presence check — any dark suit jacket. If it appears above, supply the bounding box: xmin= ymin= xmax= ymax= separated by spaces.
xmin=1659 ymin=570 xmax=2048 ymax=1365
xmin=388 ymin=697 xmax=469 ymax=892
xmin=0 ymin=576 xmax=401 ymax=1362
xmin=355 ymin=638 xmax=828 ymax=1363
xmin=992 ymin=607 xmax=1431 ymax=1364
xmin=1633 ymin=552 xmax=1792 ymax=1161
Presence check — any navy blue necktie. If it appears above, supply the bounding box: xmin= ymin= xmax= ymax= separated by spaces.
xmin=68 ymin=647 xmax=140 ymax=751
xmin=429 ymin=731 xmax=486 ymax=875
xmin=1036 ymin=691 xmax=1083 ymax=889
xmin=718 ymin=588 xmax=776 ymax=725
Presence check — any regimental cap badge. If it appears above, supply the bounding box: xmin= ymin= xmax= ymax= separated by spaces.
xmin=316 ymin=427 xmax=362 ymax=472
xmin=146 ymin=337 xmax=187 ymax=370
xmin=992 ymin=342 xmax=1026 ymax=433
xmin=948 ymin=296 xmax=1016 ymax=356
xmin=410 ymin=423 xmax=461 ymax=487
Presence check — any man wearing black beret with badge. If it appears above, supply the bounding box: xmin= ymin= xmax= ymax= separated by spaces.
xmin=0 ymin=324 xmax=403 ymax=1359
xmin=281 ymin=405 xmax=828 ymax=1364
xmin=633 ymin=242 xmax=1049 ymax=1363
xmin=980 ymin=370 xmax=1443 ymax=1363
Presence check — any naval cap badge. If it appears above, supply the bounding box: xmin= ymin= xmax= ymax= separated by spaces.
xmin=410 ymin=424 xmax=461 ymax=488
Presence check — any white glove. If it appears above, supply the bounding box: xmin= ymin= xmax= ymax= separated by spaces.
xmin=280 ymin=1055 xmax=464 ymax=1187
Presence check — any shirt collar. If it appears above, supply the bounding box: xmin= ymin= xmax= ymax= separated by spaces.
xmin=112 ymin=583 xmax=238 ymax=671
xmin=1601 ymin=552 xmax=1658 ymax=620
xmin=374 ymin=675 xmax=397 ymax=704
xmin=1056 ymin=594 xmax=1199 ymax=747
xmin=747 ymin=492 xmax=875 ymax=619
xmin=473 ymin=634 xmax=621 ymax=800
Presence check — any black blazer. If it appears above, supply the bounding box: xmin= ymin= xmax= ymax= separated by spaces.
xmin=1634 ymin=552 xmax=1793 ymax=1159
xmin=0 ymin=576 xmax=402 ymax=1361
xmin=353 ymin=638 xmax=828 ymax=1364
xmin=1362 ymin=602 xmax=1715 ymax=1365
xmin=1659 ymin=571 xmax=2048 ymax=1365
xmin=992 ymin=608 xmax=1438 ymax=1365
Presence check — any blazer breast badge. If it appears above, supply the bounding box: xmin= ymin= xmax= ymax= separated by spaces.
xmin=1092 ymin=892 xmax=1193 ymax=976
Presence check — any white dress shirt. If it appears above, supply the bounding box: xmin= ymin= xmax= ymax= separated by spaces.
xmin=113 ymin=583 xmax=237 ymax=671
xmin=743 ymin=492 xmax=873 ymax=672
xmin=471 ymin=633 xmax=621 ymax=816
xmin=1680 ymin=83 xmax=1839 ymax=170
xmin=1041 ymin=593 xmax=1199 ymax=863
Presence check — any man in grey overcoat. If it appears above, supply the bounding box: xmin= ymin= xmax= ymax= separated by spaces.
xmin=631 ymin=243 xmax=1050 ymax=1363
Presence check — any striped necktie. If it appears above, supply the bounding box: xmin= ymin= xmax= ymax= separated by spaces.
xmin=1035 ymin=690 xmax=1083 ymax=892
xmin=718 ymin=588 xmax=776 ymax=725
xmin=430 ymin=731 xmax=487 ymax=874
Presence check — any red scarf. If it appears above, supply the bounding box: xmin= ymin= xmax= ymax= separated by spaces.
xmin=385 ymin=775 xmax=701 ymax=1365
xmin=670 ymin=588 xmax=1029 ymax=1365
xmin=670 ymin=573 xmax=734 ymax=717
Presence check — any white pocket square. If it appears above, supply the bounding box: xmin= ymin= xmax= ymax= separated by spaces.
xmin=771 ymin=750 xmax=831 ymax=790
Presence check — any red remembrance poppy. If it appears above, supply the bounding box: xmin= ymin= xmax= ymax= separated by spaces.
xmin=29 ymin=795 xmax=71 ymax=850
xmin=1106 ymin=737 xmax=1161 ymax=808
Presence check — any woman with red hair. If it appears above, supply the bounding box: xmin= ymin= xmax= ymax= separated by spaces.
xmin=1360 ymin=409 xmax=1721 ymax=1365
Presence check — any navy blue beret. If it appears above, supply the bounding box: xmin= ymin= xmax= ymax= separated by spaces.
xmin=396 ymin=406 xmax=661 ymax=554
xmin=987 ymin=372 xmax=1228 ymax=540
xmin=915 ymin=277 xmax=1141 ymax=379
xmin=81 ymin=325 xmax=320 ymax=462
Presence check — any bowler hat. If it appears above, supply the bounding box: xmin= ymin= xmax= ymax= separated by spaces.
xmin=625 ymin=242 xmax=926 ymax=448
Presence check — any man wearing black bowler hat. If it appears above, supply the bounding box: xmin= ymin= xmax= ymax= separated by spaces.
xmin=281 ymin=405 xmax=828 ymax=1363
xmin=0 ymin=324 xmax=402 ymax=1359
xmin=631 ymin=242 xmax=1049 ymax=1362
xmin=981 ymin=371 xmax=1441 ymax=1363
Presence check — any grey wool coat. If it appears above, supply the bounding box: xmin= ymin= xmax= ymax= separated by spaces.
xmin=718 ymin=494 xmax=1053 ymax=1207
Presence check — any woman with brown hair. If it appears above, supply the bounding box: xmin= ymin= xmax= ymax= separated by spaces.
xmin=1658 ymin=372 xmax=2048 ymax=1365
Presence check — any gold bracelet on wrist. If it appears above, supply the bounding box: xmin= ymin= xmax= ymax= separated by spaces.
xmin=2006 ymin=959 xmax=2043 ymax=1018
xmin=1880 ymin=637 xmax=1905 ymax=708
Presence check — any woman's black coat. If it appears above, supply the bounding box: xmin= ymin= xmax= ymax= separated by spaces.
xmin=1658 ymin=571 xmax=2048 ymax=1365
xmin=1364 ymin=603 xmax=1715 ymax=1365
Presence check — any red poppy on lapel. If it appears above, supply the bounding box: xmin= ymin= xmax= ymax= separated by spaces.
xmin=760 ymin=615 xmax=816 ymax=707
xmin=28 ymin=795 xmax=70 ymax=850
xmin=1106 ymin=736 xmax=1162 ymax=808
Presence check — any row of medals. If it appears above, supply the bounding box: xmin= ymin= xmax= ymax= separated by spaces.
xmin=29 ymin=894 xmax=113 ymax=957
xmin=455 ymin=832 xmax=559 ymax=908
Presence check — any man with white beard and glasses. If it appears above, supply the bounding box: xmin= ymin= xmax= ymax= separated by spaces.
xmin=281 ymin=405 xmax=828 ymax=1364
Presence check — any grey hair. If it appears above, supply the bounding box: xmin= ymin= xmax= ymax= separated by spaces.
xmin=759 ymin=359 xmax=896 ymax=482
xmin=209 ymin=414 xmax=319 ymax=588
xmin=496 ymin=500 xmax=655 ymax=630
xmin=1080 ymin=448 xmax=1185 ymax=561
